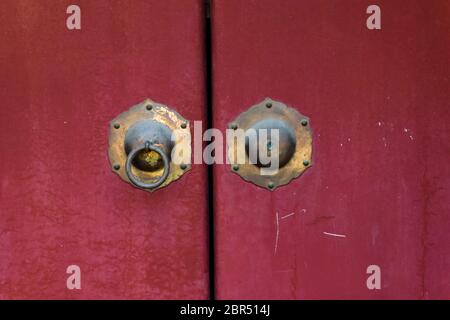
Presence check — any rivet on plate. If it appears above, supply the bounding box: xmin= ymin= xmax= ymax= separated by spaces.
xmin=230 ymin=123 xmax=238 ymax=130
xmin=113 ymin=164 xmax=121 ymax=170
xmin=301 ymin=119 xmax=308 ymax=126
xmin=268 ymin=182 xmax=274 ymax=189
xmin=180 ymin=163 xmax=187 ymax=170
xmin=146 ymin=104 xmax=153 ymax=111
xmin=113 ymin=123 xmax=120 ymax=129
xmin=303 ymin=160 xmax=310 ymax=166
xmin=232 ymin=164 xmax=239 ymax=171
xmin=266 ymin=102 xmax=272 ymax=108
xmin=181 ymin=122 xmax=187 ymax=129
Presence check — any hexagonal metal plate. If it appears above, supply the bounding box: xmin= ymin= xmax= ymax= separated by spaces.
xmin=108 ymin=99 xmax=191 ymax=192
xmin=227 ymin=98 xmax=312 ymax=191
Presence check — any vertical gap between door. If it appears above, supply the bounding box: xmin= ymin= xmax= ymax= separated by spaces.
xmin=204 ymin=0 xmax=215 ymax=300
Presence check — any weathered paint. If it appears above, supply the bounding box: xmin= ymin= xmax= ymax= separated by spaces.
xmin=211 ymin=0 xmax=450 ymax=299
xmin=0 ymin=0 xmax=209 ymax=299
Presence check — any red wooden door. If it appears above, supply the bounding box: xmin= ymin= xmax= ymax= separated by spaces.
xmin=0 ymin=0 xmax=209 ymax=299
xmin=1 ymin=0 xmax=449 ymax=301
xmin=211 ymin=0 xmax=450 ymax=299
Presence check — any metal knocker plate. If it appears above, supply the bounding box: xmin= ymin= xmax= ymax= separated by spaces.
xmin=108 ymin=99 xmax=191 ymax=192
xmin=227 ymin=98 xmax=313 ymax=191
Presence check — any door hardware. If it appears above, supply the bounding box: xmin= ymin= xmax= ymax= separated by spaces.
xmin=227 ymin=98 xmax=312 ymax=190
xmin=108 ymin=99 xmax=191 ymax=192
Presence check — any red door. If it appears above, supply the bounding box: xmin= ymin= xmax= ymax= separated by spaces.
xmin=1 ymin=0 xmax=449 ymax=301
xmin=211 ymin=0 xmax=450 ymax=299
xmin=0 ymin=0 xmax=209 ymax=299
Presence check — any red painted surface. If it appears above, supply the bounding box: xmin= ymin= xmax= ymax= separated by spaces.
xmin=212 ymin=0 xmax=450 ymax=299
xmin=0 ymin=0 xmax=209 ymax=299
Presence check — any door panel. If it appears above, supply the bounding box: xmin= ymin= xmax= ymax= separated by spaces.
xmin=211 ymin=0 xmax=450 ymax=299
xmin=0 ymin=0 xmax=208 ymax=299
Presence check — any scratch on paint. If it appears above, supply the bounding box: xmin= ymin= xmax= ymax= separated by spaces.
xmin=403 ymin=128 xmax=414 ymax=141
xmin=275 ymin=210 xmax=307 ymax=254
xmin=323 ymin=231 xmax=346 ymax=238
xmin=274 ymin=269 xmax=294 ymax=274
xmin=274 ymin=212 xmax=280 ymax=255
xmin=281 ymin=212 xmax=295 ymax=219
xmin=281 ymin=209 xmax=307 ymax=220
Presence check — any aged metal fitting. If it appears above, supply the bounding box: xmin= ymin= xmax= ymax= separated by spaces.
xmin=227 ymin=98 xmax=313 ymax=191
xmin=108 ymin=99 xmax=191 ymax=192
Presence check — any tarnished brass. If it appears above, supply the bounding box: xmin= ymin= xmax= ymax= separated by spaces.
xmin=108 ymin=99 xmax=191 ymax=192
xmin=227 ymin=98 xmax=312 ymax=190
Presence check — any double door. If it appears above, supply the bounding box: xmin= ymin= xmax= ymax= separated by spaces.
xmin=0 ymin=0 xmax=448 ymax=299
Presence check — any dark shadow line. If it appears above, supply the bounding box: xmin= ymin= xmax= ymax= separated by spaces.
xmin=204 ymin=0 xmax=215 ymax=300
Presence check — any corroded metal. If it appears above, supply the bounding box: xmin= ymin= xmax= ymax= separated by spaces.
xmin=108 ymin=99 xmax=191 ymax=192
xmin=227 ymin=98 xmax=313 ymax=191
xmin=125 ymin=141 xmax=170 ymax=190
